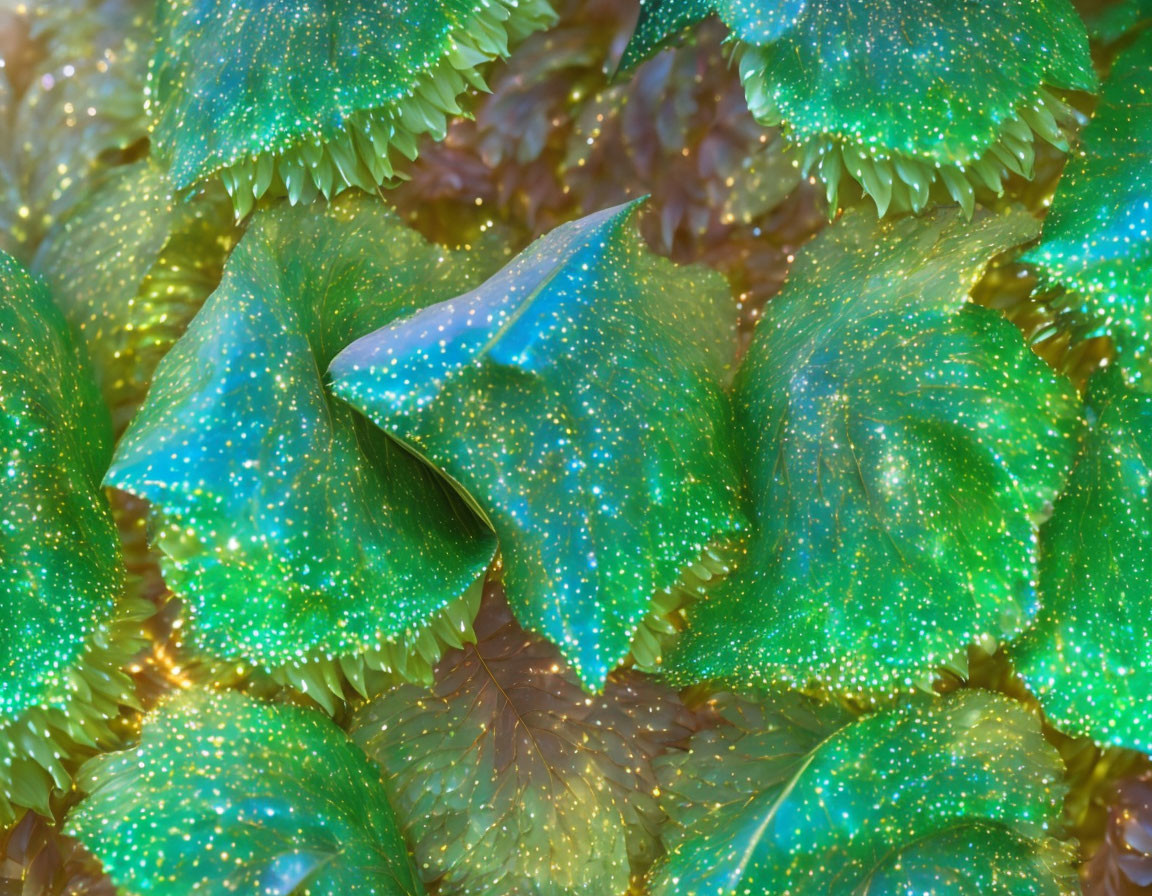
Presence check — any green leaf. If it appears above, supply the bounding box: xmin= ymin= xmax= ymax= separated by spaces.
xmin=713 ymin=0 xmax=809 ymax=43
xmin=670 ymin=208 xmax=1082 ymax=696
xmin=349 ymin=584 xmax=695 ymax=895
xmin=329 ymin=200 xmax=745 ymax=690
xmin=1021 ymin=29 xmax=1152 ymax=382
xmin=0 ymin=250 xmax=145 ymax=825
xmin=66 ymin=688 xmax=424 ymax=896
xmin=1013 ymin=367 xmax=1152 ymax=753
xmin=650 ymin=689 xmax=1076 ymax=896
xmin=32 ymin=160 xmax=236 ymax=430
xmin=105 ymin=195 xmax=498 ymax=708
xmin=150 ymin=0 xmax=555 ymax=214
xmin=622 ymin=0 xmax=1095 ymax=216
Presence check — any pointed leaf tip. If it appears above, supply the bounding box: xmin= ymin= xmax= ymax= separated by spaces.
xmin=330 ymin=203 xmax=746 ymax=690
xmin=1014 ymin=366 xmax=1152 ymax=753
xmin=67 ymin=689 xmax=424 ymax=896
xmin=650 ymin=689 xmax=1075 ymax=896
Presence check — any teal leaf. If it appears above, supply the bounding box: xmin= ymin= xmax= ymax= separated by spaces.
xmin=622 ymin=0 xmax=1096 ymax=216
xmin=32 ymin=160 xmax=236 ymax=430
xmin=619 ymin=0 xmax=717 ymax=70
xmin=670 ymin=208 xmax=1082 ymax=696
xmin=105 ymin=195 xmax=498 ymax=708
xmin=1021 ymin=29 xmax=1152 ymax=382
xmin=1014 ymin=367 xmax=1152 ymax=753
xmin=713 ymin=0 xmax=807 ymax=43
xmin=650 ymin=689 xmax=1076 ymax=896
xmin=349 ymin=584 xmax=696 ymax=895
xmin=329 ymin=201 xmax=745 ymax=690
xmin=150 ymin=0 xmax=556 ymax=214
xmin=0 ymin=251 xmax=145 ymax=825
xmin=66 ymin=688 xmax=424 ymax=896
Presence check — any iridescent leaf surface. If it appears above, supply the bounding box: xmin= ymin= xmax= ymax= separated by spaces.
xmin=0 ymin=250 xmax=119 ymax=715
xmin=67 ymin=688 xmax=423 ymax=896
xmin=619 ymin=0 xmax=716 ymax=70
xmin=106 ymin=196 xmax=497 ymax=702
xmin=1013 ymin=368 xmax=1152 ymax=752
xmin=622 ymin=0 xmax=1096 ymax=216
xmin=329 ymin=201 xmax=745 ymax=690
xmin=33 ymin=159 xmax=236 ymax=430
xmin=650 ymin=689 xmax=1075 ymax=896
xmin=150 ymin=0 xmax=555 ymax=213
xmin=0 ymin=250 xmax=142 ymax=824
xmin=350 ymin=584 xmax=695 ymax=895
xmin=1022 ymin=30 xmax=1152 ymax=381
xmin=670 ymin=209 xmax=1082 ymax=696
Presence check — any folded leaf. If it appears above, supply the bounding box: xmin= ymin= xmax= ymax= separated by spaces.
xmin=670 ymin=208 xmax=1081 ymax=696
xmin=621 ymin=0 xmax=1096 ymax=216
xmin=67 ymin=688 xmax=423 ymax=896
xmin=150 ymin=0 xmax=556 ymax=214
xmin=1013 ymin=368 xmax=1152 ymax=752
xmin=1021 ymin=29 xmax=1152 ymax=382
xmin=329 ymin=200 xmax=745 ymax=690
xmin=0 ymin=251 xmax=146 ymax=825
xmin=350 ymin=583 xmax=695 ymax=895
xmin=33 ymin=160 xmax=236 ymax=430
xmin=650 ymin=689 xmax=1076 ymax=895
xmin=106 ymin=196 xmax=498 ymax=708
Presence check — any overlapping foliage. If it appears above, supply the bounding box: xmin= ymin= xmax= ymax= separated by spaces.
xmin=1 ymin=0 xmax=1150 ymax=893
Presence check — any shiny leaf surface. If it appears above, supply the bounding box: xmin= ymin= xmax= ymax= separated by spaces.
xmin=106 ymin=196 xmax=497 ymax=695
xmin=32 ymin=160 xmax=236 ymax=430
xmin=622 ymin=0 xmax=1096 ymax=215
xmin=67 ymin=689 xmax=423 ymax=896
xmin=671 ymin=208 xmax=1082 ymax=696
xmin=0 ymin=250 xmax=141 ymax=824
xmin=150 ymin=0 xmax=555 ymax=212
xmin=650 ymin=689 xmax=1075 ymax=895
xmin=330 ymin=201 xmax=745 ymax=689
